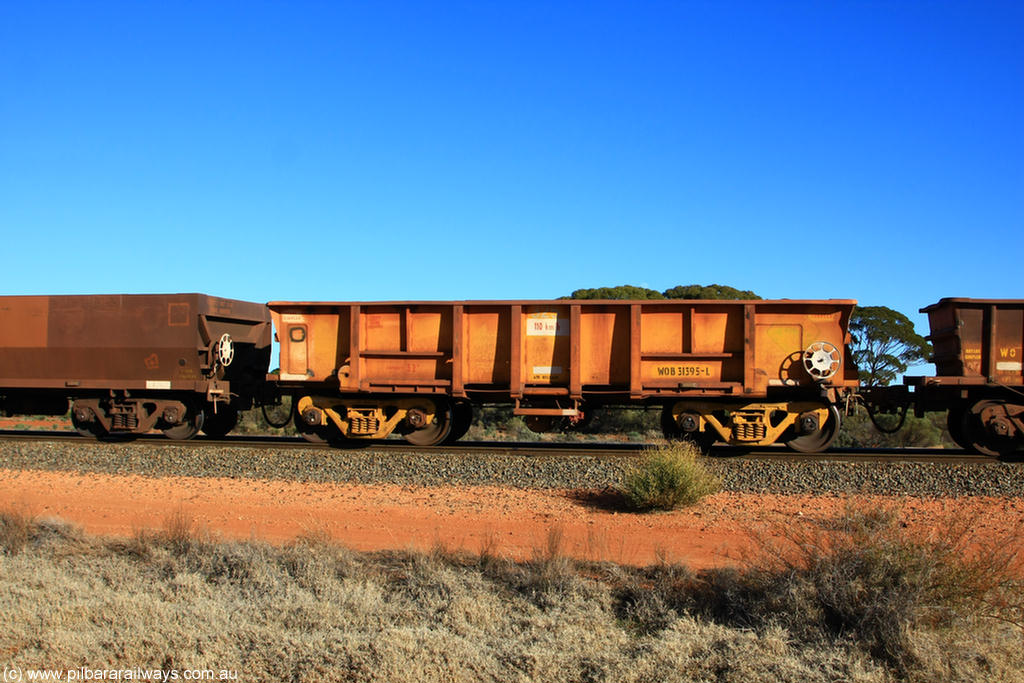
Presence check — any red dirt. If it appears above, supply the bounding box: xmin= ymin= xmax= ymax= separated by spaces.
xmin=0 ymin=417 xmax=71 ymax=431
xmin=2 ymin=468 xmax=1022 ymax=568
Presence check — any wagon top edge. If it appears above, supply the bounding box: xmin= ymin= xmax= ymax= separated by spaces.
xmin=920 ymin=298 xmax=1024 ymax=312
xmin=2 ymin=292 xmax=225 ymax=298
xmin=0 ymin=292 xmax=265 ymax=306
xmin=268 ymin=298 xmax=858 ymax=308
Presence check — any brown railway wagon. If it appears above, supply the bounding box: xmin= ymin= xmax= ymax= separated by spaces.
xmin=0 ymin=294 xmax=272 ymax=439
xmin=903 ymin=298 xmax=1024 ymax=458
xmin=269 ymin=299 xmax=859 ymax=452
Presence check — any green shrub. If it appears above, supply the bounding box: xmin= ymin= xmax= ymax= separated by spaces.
xmin=836 ymin=407 xmax=955 ymax=449
xmin=619 ymin=443 xmax=720 ymax=511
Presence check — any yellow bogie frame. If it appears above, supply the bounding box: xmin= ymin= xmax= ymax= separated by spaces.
xmin=296 ymin=395 xmax=446 ymax=441
xmin=666 ymin=400 xmax=836 ymax=449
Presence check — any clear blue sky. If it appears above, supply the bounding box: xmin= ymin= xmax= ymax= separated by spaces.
xmin=2 ymin=1 xmax=1021 ymax=353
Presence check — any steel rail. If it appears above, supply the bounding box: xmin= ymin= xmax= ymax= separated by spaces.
xmin=0 ymin=429 xmax=1001 ymax=465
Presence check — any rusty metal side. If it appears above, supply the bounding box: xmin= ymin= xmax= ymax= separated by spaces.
xmin=0 ymin=293 xmax=271 ymax=396
xmin=268 ymin=299 xmax=857 ymax=401
xmin=922 ymin=298 xmax=1024 ymax=384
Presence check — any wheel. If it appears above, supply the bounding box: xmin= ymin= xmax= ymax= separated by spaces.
xmin=201 ymin=406 xmax=239 ymax=439
xmin=162 ymin=408 xmax=205 ymax=440
xmin=404 ymin=401 xmax=452 ymax=446
xmin=946 ymin=406 xmax=977 ymax=453
xmin=785 ymin=405 xmax=841 ymax=453
xmin=71 ymin=412 xmax=105 ymax=439
xmin=661 ymin=405 xmax=683 ymax=438
xmin=524 ymin=415 xmax=558 ymax=433
xmin=961 ymin=400 xmax=1020 ymax=459
xmin=261 ymin=396 xmax=294 ymax=429
xmin=293 ymin=402 xmax=329 ymax=443
xmin=661 ymin=405 xmax=715 ymax=454
xmin=296 ymin=423 xmax=328 ymax=443
xmin=444 ymin=400 xmax=473 ymax=443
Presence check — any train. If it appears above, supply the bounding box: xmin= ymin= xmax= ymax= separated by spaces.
xmin=0 ymin=293 xmax=1021 ymax=458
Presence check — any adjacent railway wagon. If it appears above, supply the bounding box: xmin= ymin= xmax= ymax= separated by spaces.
xmin=898 ymin=298 xmax=1024 ymax=457
xmin=269 ymin=299 xmax=859 ymax=452
xmin=0 ymin=294 xmax=272 ymax=439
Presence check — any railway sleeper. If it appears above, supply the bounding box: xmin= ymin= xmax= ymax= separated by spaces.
xmin=664 ymin=400 xmax=841 ymax=453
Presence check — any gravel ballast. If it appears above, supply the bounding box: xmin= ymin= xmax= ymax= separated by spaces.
xmin=1 ymin=438 xmax=1023 ymax=497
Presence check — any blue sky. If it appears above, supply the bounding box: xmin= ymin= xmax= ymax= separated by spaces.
xmin=1 ymin=1 xmax=1021 ymax=353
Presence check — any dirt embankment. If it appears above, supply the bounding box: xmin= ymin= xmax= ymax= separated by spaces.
xmin=3 ymin=468 xmax=1022 ymax=568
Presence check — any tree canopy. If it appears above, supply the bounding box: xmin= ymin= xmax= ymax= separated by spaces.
xmin=663 ymin=284 xmax=761 ymax=300
xmin=565 ymin=284 xmax=760 ymax=300
xmin=565 ymin=285 xmax=664 ymax=300
xmin=849 ymin=306 xmax=931 ymax=386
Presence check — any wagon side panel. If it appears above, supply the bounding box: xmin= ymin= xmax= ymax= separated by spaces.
xmin=358 ymin=304 xmax=452 ymax=390
xmin=923 ymin=299 xmax=1024 ymax=383
xmin=271 ymin=305 xmax=346 ymax=382
xmin=462 ymin=305 xmax=511 ymax=387
xmin=638 ymin=302 xmax=746 ymax=391
xmin=578 ymin=304 xmax=630 ymax=389
xmin=753 ymin=303 xmax=854 ymax=392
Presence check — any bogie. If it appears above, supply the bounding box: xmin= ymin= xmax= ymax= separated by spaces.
xmin=662 ymin=400 xmax=840 ymax=453
xmin=294 ymin=395 xmax=455 ymax=446
xmin=70 ymin=397 xmax=212 ymax=441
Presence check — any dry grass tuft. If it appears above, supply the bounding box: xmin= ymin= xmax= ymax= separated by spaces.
xmin=292 ymin=519 xmax=337 ymax=549
xmin=158 ymin=507 xmax=212 ymax=555
xmin=0 ymin=505 xmax=35 ymax=554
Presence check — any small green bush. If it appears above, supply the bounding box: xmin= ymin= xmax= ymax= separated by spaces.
xmin=619 ymin=443 xmax=720 ymax=511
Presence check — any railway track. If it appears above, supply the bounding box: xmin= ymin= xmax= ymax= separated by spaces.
xmin=0 ymin=428 xmax=1000 ymax=465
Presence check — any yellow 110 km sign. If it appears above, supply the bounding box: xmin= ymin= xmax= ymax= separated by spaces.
xmin=655 ymin=364 xmax=713 ymax=378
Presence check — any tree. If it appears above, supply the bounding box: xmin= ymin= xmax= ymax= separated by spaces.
xmin=565 ymin=285 xmax=664 ymax=300
xmin=849 ymin=306 xmax=931 ymax=386
xmin=565 ymin=284 xmax=761 ymax=300
xmin=663 ymin=284 xmax=760 ymax=300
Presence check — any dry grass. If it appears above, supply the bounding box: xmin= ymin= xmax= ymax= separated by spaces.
xmin=1 ymin=505 xmax=1022 ymax=682
xmin=671 ymin=503 xmax=1024 ymax=677
xmin=0 ymin=504 xmax=34 ymax=555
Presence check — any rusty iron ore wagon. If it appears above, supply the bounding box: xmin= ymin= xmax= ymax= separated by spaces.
xmin=0 ymin=294 xmax=272 ymax=439
xmin=269 ymin=298 xmax=859 ymax=452
xmin=876 ymin=298 xmax=1024 ymax=458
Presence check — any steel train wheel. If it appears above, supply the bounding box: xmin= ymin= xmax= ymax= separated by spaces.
xmin=660 ymin=405 xmax=715 ymax=454
xmin=961 ymin=400 xmax=1020 ymax=459
xmin=444 ymin=400 xmax=473 ymax=444
xmin=201 ymin=406 xmax=239 ymax=439
xmin=71 ymin=412 xmax=104 ymax=439
xmin=296 ymin=423 xmax=328 ymax=443
xmin=404 ymin=401 xmax=453 ymax=446
xmin=785 ymin=405 xmax=842 ymax=453
xmin=162 ymin=409 xmax=205 ymax=440
xmin=293 ymin=402 xmax=328 ymax=443
xmin=945 ymin=406 xmax=976 ymax=453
